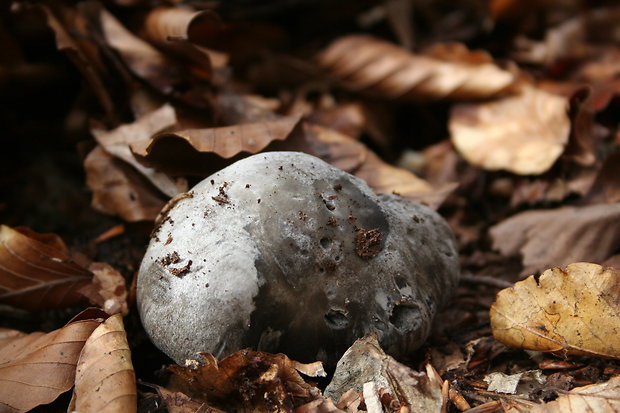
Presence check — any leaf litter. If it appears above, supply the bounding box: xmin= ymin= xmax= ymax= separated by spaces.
xmin=2 ymin=1 xmax=620 ymax=412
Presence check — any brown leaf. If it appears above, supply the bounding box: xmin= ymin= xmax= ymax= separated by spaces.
xmin=0 ymin=310 xmax=105 ymax=412
xmin=130 ymin=115 xmax=303 ymax=176
xmin=155 ymin=386 xmax=226 ymax=413
xmin=143 ymin=6 xmax=228 ymax=73
xmin=70 ymin=314 xmax=137 ymax=413
xmin=0 ymin=225 xmax=92 ymax=311
xmin=92 ymin=103 xmax=187 ymax=198
xmin=450 ymin=84 xmax=570 ymax=175
xmin=84 ymin=145 xmax=167 ymax=221
xmin=78 ymin=262 xmax=129 ymax=315
xmin=490 ymin=263 xmax=620 ymax=359
xmin=317 ymin=35 xmax=515 ymax=101
xmin=168 ymin=350 xmax=322 ymax=411
xmin=324 ymin=334 xmax=443 ymax=412
xmin=99 ymin=7 xmax=199 ymax=102
xmin=530 ymin=376 xmax=620 ymax=413
xmin=489 ymin=203 xmax=620 ymax=275
xmin=586 ymin=151 xmax=620 ymax=204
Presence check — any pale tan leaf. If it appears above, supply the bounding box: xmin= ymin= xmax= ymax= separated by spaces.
xmin=130 ymin=115 xmax=303 ymax=176
xmin=0 ymin=225 xmax=92 ymax=311
xmin=92 ymin=103 xmax=186 ymax=198
xmin=317 ymin=35 xmax=514 ymax=101
xmin=489 ymin=203 xmax=620 ymax=275
xmin=84 ymin=145 xmax=166 ymax=222
xmin=450 ymin=84 xmax=570 ymax=175
xmin=78 ymin=262 xmax=129 ymax=316
xmin=72 ymin=314 xmax=137 ymax=413
xmin=530 ymin=376 xmax=620 ymax=413
xmin=490 ymin=263 xmax=620 ymax=359
xmin=0 ymin=312 xmax=104 ymax=413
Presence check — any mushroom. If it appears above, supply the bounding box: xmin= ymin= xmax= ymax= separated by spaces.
xmin=137 ymin=152 xmax=459 ymax=366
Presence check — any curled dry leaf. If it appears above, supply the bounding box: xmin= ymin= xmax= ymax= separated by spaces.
xmin=490 ymin=263 xmax=620 ymax=359
xmin=489 ymin=203 xmax=620 ymax=275
xmin=0 ymin=310 xmax=105 ymax=412
xmin=99 ymin=7 xmax=193 ymax=98
xmin=324 ymin=334 xmax=443 ymax=412
xmin=531 ymin=376 xmax=620 ymax=413
xmin=155 ymin=386 xmax=226 ymax=413
xmin=92 ymin=103 xmax=186 ymax=198
xmin=78 ymin=262 xmax=129 ymax=315
xmin=130 ymin=115 xmax=304 ymax=176
xmin=317 ymin=35 xmax=515 ymax=101
xmin=0 ymin=225 xmax=92 ymax=311
xmin=450 ymin=84 xmax=570 ymax=175
xmin=70 ymin=314 xmax=137 ymax=413
xmin=85 ymin=145 xmax=166 ymax=221
xmin=168 ymin=350 xmax=322 ymax=411
xmin=143 ymin=6 xmax=228 ymax=72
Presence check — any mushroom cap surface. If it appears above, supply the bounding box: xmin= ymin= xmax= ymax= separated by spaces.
xmin=137 ymin=152 xmax=459 ymax=365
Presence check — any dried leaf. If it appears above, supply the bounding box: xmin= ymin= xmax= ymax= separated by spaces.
xmin=0 ymin=310 xmax=105 ymax=412
xmin=155 ymin=386 xmax=226 ymax=413
xmin=324 ymin=334 xmax=443 ymax=412
xmin=0 ymin=225 xmax=92 ymax=311
xmin=450 ymin=84 xmax=570 ymax=175
xmin=92 ymin=103 xmax=186 ymax=198
xmin=143 ymin=6 xmax=228 ymax=73
xmin=78 ymin=262 xmax=129 ymax=315
xmin=168 ymin=350 xmax=321 ymax=411
xmin=530 ymin=376 xmax=620 ymax=413
xmin=70 ymin=314 xmax=137 ymax=413
xmin=130 ymin=115 xmax=303 ymax=176
xmin=99 ymin=7 xmax=195 ymax=100
xmin=490 ymin=203 xmax=620 ymax=275
xmin=490 ymin=263 xmax=620 ymax=359
xmin=84 ymin=145 xmax=166 ymax=221
xmin=295 ymin=397 xmax=346 ymax=413
xmin=484 ymin=370 xmax=546 ymax=395
xmin=317 ymin=35 xmax=515 ymax=101
xmin=586 ymin=151 xmax=620 ymax=204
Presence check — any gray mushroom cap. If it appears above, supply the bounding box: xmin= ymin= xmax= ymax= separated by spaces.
xmin=137 ymin=151 xmax=459 ymax=366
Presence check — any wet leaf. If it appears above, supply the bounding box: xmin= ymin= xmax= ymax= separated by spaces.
xmin=490 ymin=263 xmax=620 ymax=359
xmin=70 ymin=314 xmax=137 ymax=413
xmin=450 ymin=84 xmax=570 ymax=175
xmin=317 ymin=35 xmax=515 ymax=101
xmin=78 ymin=262 xmax=129 ymax=316
xmin=0 ymin=310 xmax=105 ymax=412
xmin=130 ymin=115 xmax=303 ymax=176
xmin=0 ymin=225 xmax=92 ymax=311
xmin=490 ymin=203 xmax=620 ymax=275
xmin=84 ymin=145 xmax=167 ymax=221
xmin=168 ymin=350 xmax=322 ymax=411
xmin=530 ymin=376 xmax=620 ymax=413
xmin=92 ymin=103 xmax=185 ymax=198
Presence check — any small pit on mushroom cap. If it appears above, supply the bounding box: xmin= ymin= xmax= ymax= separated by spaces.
xmin=137 ymin=152 xmax=459 ymax=366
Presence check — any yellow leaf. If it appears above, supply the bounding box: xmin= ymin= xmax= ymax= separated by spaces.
xmin=490 ymin=263 xmax=620 ymax=359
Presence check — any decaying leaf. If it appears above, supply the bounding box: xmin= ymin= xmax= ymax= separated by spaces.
xmin=530 ymin=376 xmax=620 ymax=413
xmin=78 ymin=262 xmax=129 ymax=315
xmin=484 ymin=370 xmax=546 ymax=395
xmin=324 ymin=334 xmax=443 ymax=412
xmin=0 ymin=310 xmax=106 ymax=412
xmin=317 ymin=35 xmax=515 ymax=101
xmin=168 ymin=350 xmax=323 ymax=411
xmin=450 ymin=84 xmax=570 ymax=175
xmin=84 ymin=145 xmax=167 ymax=221
xmin=70 ymin=314 xmax=137 ymax=413
xmin=92 ymin=103 xmax=186 ymax=198
xmin=489 ymin=203 xmax=620 ymax=275
xmin=490 ymin=263 xmax=620 ymax=359
xmin=0 ymin=225 xmax=92 ymax=311
xmin=131 ymin=115 xmax=304 ymax=176
xmin=155 ymin=386 xmax=226 ymax=413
